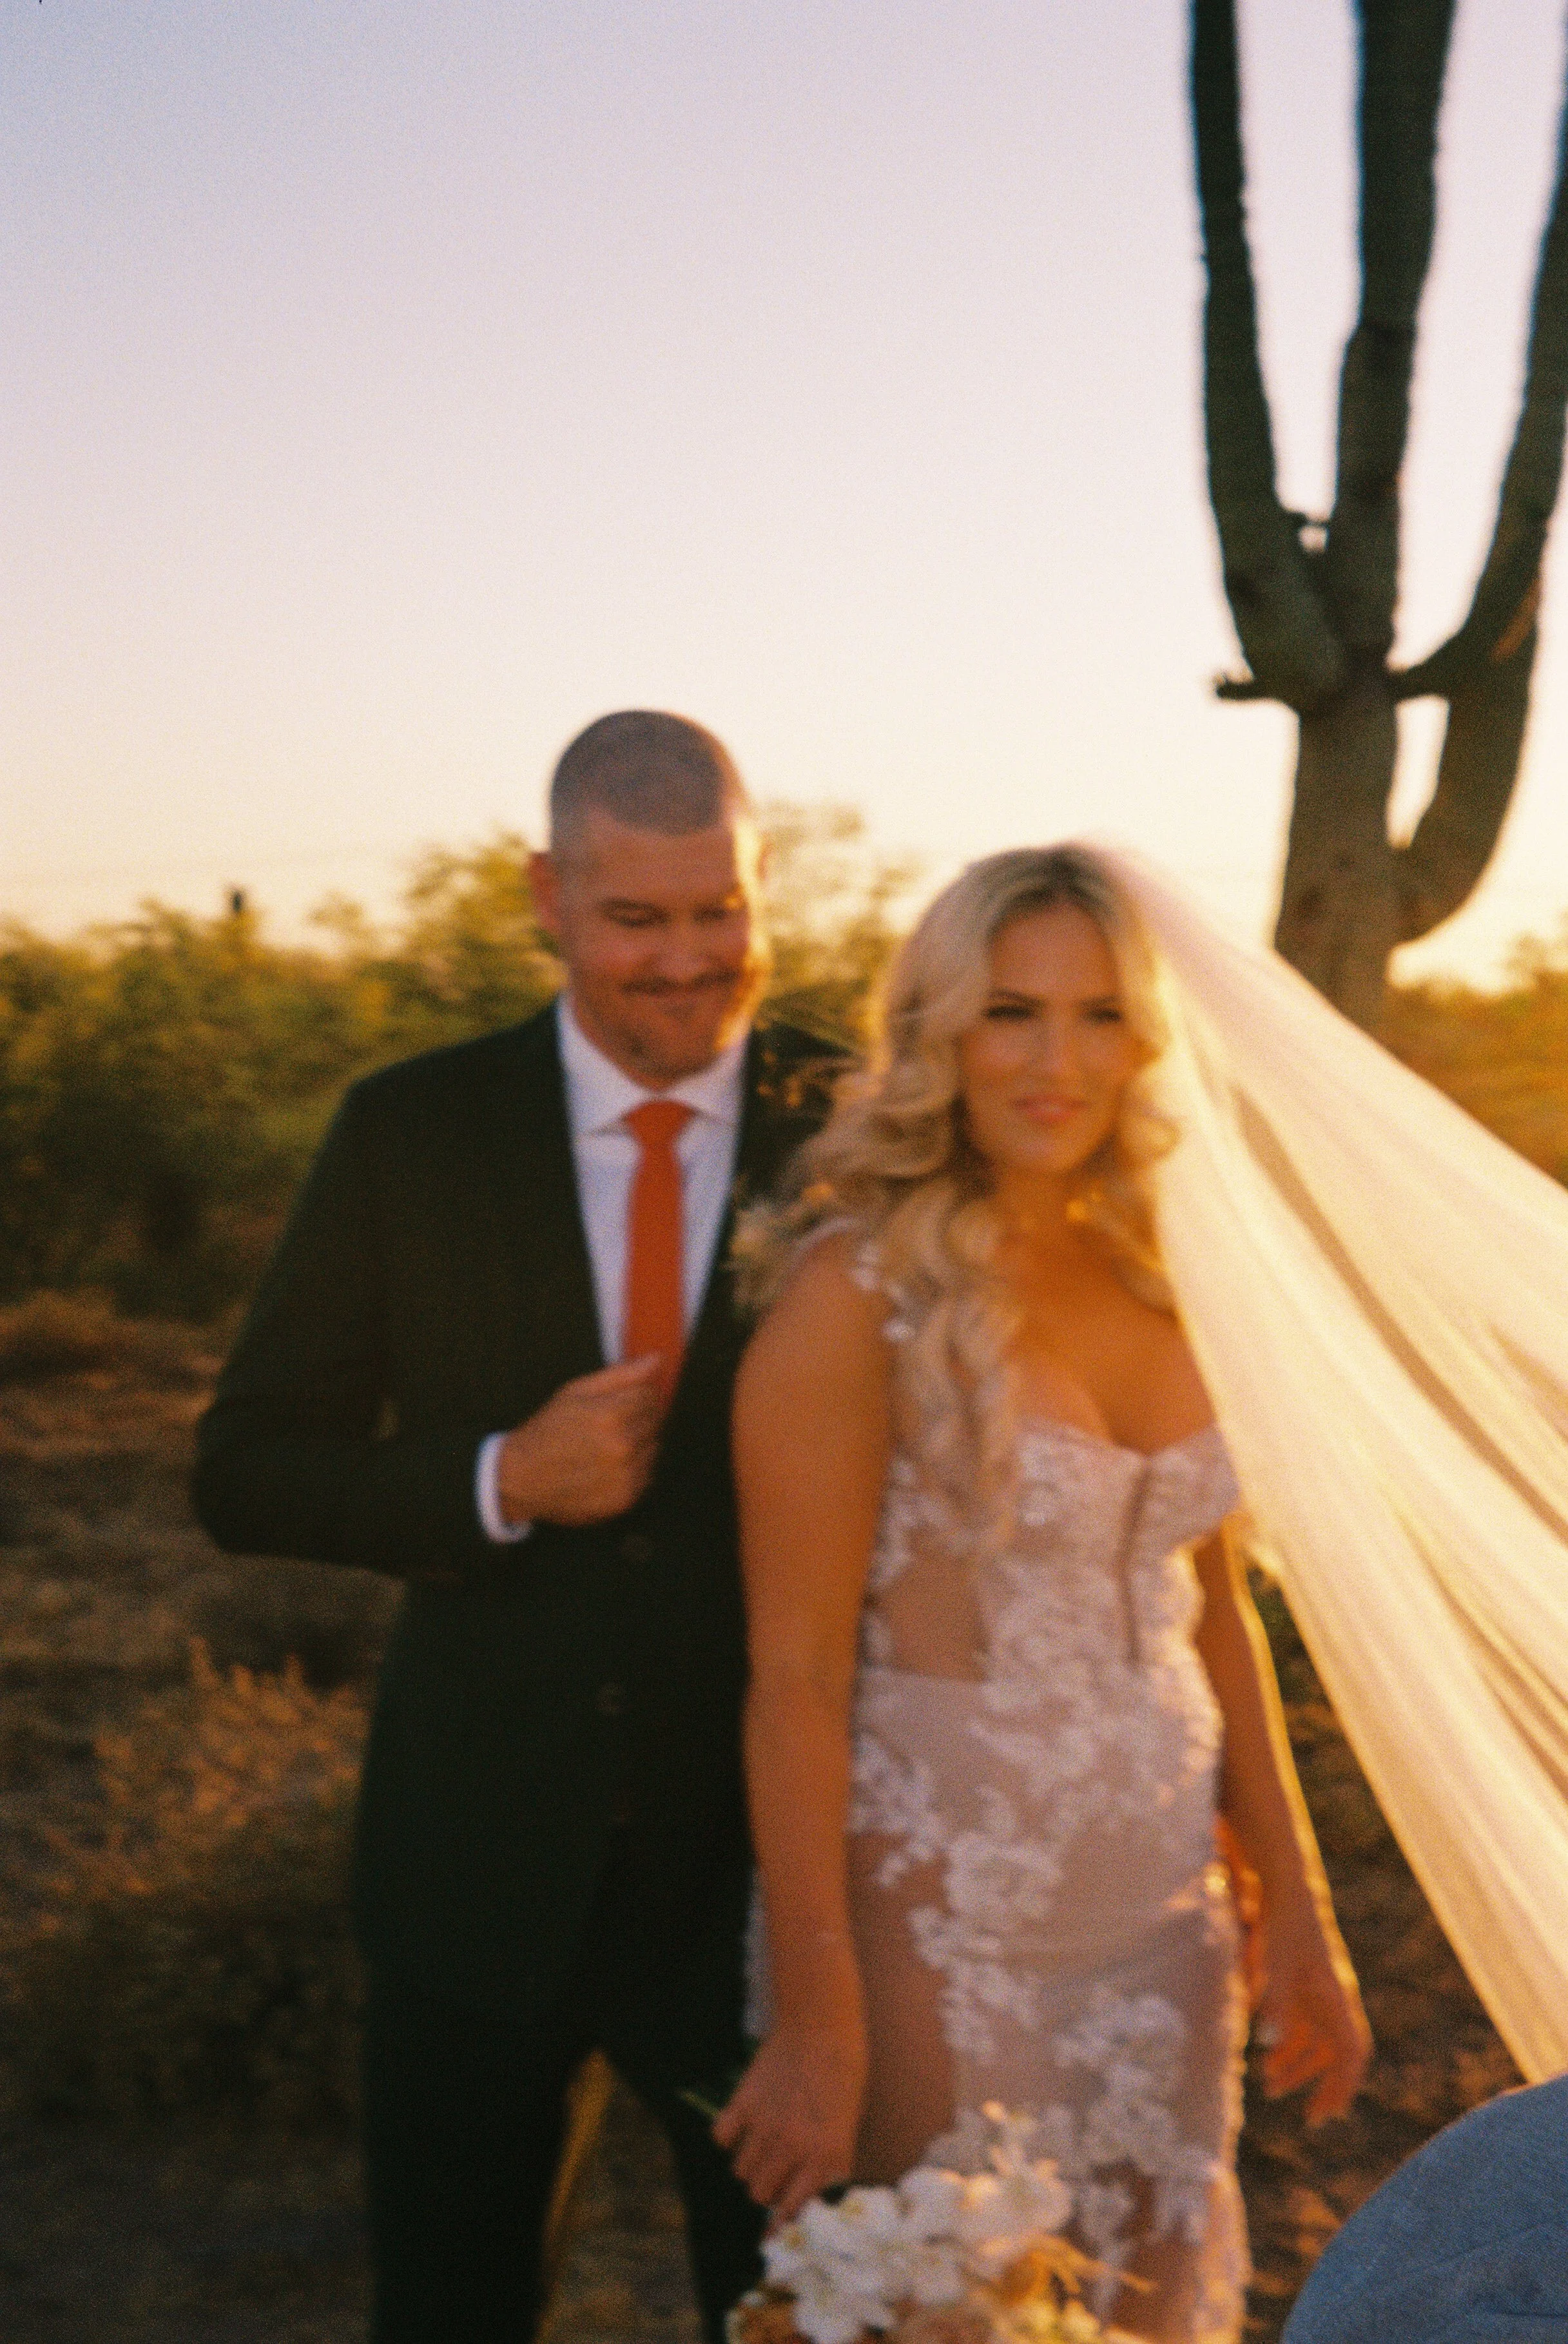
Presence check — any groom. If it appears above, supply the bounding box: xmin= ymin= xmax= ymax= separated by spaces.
xmin=192 ymin=712 xmax=841 ymax=2343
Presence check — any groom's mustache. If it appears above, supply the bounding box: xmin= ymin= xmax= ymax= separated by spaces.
xmin=624 ymin=971 xmax=748 ymax=996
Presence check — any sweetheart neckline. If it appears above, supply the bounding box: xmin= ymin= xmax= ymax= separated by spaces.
xmin=1016 ymin=1413 xmax=1224 ymax=1469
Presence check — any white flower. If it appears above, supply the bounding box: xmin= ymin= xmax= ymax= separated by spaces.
xmin=762 ymin=2197 xmax=904 ymax=2343
xmin=790 ymin=2265 xmax=895 ymax=2344
xmin=757 ymin=2113 xmax=1078 ymax=2341
xmin=1018 ymin=2160 xmax=1072 ymax=2236
xmin=954 ymin=2160 xmax=1073 ymax=2281
xmin=982 ymin=2100 xmax=1040 ymax=2172
xmin=896 ymin=2163 xmax=965 ymax=2238
xmin=823 ymin=2186 xmax=905 ymax=2250
xmin=900 ymin=2234 xmax=966 ymax=2307
xmin=978 ymin=2101 xmax=1073 ymax=2241
xmin=954 ymin=2172 xmax=1020 ymax=2281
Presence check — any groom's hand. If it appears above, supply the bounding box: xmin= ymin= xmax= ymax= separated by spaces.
xmin=496 ymin=1356 xmax=665 ymax=1526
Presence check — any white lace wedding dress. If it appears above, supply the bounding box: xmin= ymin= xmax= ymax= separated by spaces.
xmin=844 ymin=1386 xmax=1249 ymax=2343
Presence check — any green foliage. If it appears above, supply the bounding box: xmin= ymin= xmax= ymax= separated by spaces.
xmin=760 ymin=804 xmax=921 ymax=1046
xmin=14 ymin=792 xmax=1560 ymax=1329
xmin=0 ymin=838 xmax=559 ymax=1315
xmin=0 ymin=809 xmax=913 ymax=1317
xmin=9 ymin=1645 xmax=366 ymax=2122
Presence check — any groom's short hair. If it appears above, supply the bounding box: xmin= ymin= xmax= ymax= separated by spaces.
xmin=548 ymin=711 xmax=752 ymax=853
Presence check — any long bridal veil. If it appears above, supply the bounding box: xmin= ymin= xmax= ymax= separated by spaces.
xmin=1101 ymin=847 xmax=1568 ymax=2084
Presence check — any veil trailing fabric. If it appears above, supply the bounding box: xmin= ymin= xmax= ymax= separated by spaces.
xmin=1096 ymin=846 xmax=1568 ymax=2085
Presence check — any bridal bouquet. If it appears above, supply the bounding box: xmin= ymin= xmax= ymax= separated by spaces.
xmin=726 ymin=2106 xmax=1111 ymax=2344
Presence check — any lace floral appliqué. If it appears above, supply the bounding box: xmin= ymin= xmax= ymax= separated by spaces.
xmin=848 ymin=1407 xmax=1248 ymax=2341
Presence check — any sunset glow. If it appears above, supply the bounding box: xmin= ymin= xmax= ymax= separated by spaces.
xmin=6 ymin=1 xmax=1567 ymax=979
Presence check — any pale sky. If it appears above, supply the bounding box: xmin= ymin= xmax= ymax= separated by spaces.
xmin=5 ymin=1 xmax=1567 ymax=982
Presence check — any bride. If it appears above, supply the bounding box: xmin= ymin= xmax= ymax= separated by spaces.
xmin=715 ymin=836 xmax=1568 ymax=2340
xmin=713 ymin=845 xmax=1371 ymax=2341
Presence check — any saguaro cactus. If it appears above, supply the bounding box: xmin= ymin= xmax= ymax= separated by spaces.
xmin=1192 ymin=0 xmax=1568 ymax=1026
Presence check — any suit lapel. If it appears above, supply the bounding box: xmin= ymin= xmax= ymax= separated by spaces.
xmin=475 ymin=1007 xmax=605 ymax=1413
xmin=675 ymin=1024 xmax=837 ymax=1409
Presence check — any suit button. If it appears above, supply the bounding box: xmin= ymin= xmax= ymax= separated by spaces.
xmin=595 ymin=1682 xmax=626 ymax=1718
xmin=619 ymin=1533 xmax=655 ymax=1565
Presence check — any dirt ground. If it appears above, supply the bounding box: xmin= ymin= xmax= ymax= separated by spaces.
xmin=0 ymin=1333 xmax=1520 ymax=2342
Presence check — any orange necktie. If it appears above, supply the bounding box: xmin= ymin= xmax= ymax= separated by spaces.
xmin=622 ymin=1099 xmax=693 ymax=1405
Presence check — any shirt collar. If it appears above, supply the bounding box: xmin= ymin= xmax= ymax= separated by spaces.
xmin=556 ymin=993 xmax=749 ymax=1139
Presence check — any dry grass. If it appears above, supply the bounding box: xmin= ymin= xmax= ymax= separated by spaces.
xmin=0 ymin=1290 xmax=217 ymax=1388
xmin=1384 ymin=964 xmax=1568 ymax=1183
xmin=1234 ymin=1585 xmax=1520 ymax=2328
xmin=0 ymin=1327 xmax=389 ymax=2339
xmin=0 ymin=1326 xmax=394 ymax=2144
xmin=10 ymin=1644 xmax=365 ymax=2122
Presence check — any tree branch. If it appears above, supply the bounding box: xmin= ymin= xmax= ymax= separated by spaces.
xmin=1192 ymin=0 xmax=1347 ymax=712
xmin=1324 ymin=0 xmax=1456 ymax=652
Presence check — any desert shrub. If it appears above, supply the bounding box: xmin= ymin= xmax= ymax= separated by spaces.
xmin=0 ymin=848 xmax=557 ymax=1316
xmin=0 ymin=809 xmax=916 ymax=1317
xmin=1384 ymin=937 xmax=1568 ymax=1184
xmin=760 ymin=803 xmax=920 ymax=1045
xmin=25 ymin=808 xmax=1562 ymax=1327
xmin=8 ymin=1643 xmax=367 ymax=2122
xmin=191 ymin=1558 xmax=400 ymax=1689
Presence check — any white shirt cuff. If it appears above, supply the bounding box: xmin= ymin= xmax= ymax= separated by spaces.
xmin=476 ymin=1431 xmax=532 ymax=1544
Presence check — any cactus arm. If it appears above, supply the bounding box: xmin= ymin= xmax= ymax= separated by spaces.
xmin=1389 ymin=55 xmax=1568 ymax=937
xmin=1395 ymin=67 xmax=1568 ymax=701
xmin=1395 ymin=630 xmax=1538 ymax=941
xmin=1192 ymin=0 xmax=1348 ymax=711
xmin=1324 ymin=0 xmax=1457 ymax=652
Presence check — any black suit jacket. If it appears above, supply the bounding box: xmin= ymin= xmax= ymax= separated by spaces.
xmin=192 ymin=1005 xmax=840 ymax=2015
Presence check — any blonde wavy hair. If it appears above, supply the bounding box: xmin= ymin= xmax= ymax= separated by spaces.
xmin=739 ymin=845 xmax=1177 ymax=1549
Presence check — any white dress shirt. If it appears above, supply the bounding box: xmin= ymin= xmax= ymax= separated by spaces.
xmin=475 ymin=994 xmax=749 ymax=1541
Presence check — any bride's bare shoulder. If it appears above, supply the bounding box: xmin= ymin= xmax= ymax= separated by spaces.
xmin=744 ymin=1226 xmax=891 ymax=1380
xmin=769 ymin=1223 xmax=885 ymax=1320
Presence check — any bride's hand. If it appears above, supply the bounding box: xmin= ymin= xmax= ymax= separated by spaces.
xmin=1253 ymin=1889 xmax=1372 ymax=2125
xmin=711 ymin=2018 xmax=868 ymax=2222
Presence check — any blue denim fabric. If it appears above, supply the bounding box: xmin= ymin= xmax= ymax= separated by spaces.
xmin=1283 ymin=2077 xmax=1568 ymax=2342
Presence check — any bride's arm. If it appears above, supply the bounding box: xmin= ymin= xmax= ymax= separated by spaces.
xmin=711 ymin=1234 xmax=892 ymax=2220
xmin=1193 ymin=1521 xmax=1372 ymax=2123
